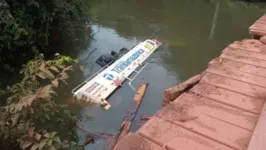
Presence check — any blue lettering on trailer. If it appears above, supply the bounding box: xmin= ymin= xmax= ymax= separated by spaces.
xmin=112 ymin=49 xmax=144 ymax=73
xmin=103 ymin=74 xmax=114 ymax=81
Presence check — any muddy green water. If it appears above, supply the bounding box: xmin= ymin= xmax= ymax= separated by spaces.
xmin=67 ymin=0 xmax=266 ymax=149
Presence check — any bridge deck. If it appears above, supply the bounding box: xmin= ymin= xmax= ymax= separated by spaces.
xmin=114 ymin=15 xmax=266 ymax=150
xmin=249 ymin=14 xmax=266 ymax=37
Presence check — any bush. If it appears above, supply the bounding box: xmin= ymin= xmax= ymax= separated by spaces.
xmin=0 ymin=56 xmax=82 ymax=150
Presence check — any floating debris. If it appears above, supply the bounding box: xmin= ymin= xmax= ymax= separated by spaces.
xmin=111 ymin=83 xmax=148 ymax=149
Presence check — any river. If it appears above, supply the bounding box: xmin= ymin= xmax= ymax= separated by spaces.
xmin=64 ymin=0 xmax=266 ymax=149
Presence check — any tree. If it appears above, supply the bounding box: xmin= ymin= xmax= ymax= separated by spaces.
xmin=0 ymin=0 xmax=91 ymax=78
xmin=0 ymin=56 xmax=82 ymax=150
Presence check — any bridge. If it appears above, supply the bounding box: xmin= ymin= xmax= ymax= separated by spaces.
xmin=113 ymin=14 xmax=266 ymax=150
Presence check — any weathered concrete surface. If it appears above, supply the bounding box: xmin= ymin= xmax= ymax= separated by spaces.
xmin=229 ymin=39 xmax=266 ymax=53
xmin=249 ymin=14 xmax=266 ymax=37
xmin=114 ymin=15 xmax=266 ymax=150
xmin=162 ymin=73 xmax=203 ymax=106
xmin=113 ymin=133 xmax=164 ymax=150
xmin=138 ymin=117 xmax=234 ymax=150
xmin=247 ymin=102 xmax=266 ymax=150
xmin=191 ymin=83 xmax=264 ymax=114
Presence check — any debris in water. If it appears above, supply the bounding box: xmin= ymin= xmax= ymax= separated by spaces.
xmin=140 ymin=115 xmax=151 ymax=121
xmin=82 ymin=135 xmax=94 ymax=146
xmin=110 ymin=83 xmax=148 ymax=149
xmin=76 ymin=124 xmax=113 ymax=139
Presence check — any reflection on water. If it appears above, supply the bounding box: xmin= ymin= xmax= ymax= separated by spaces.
xmin=71 ymin=0 xmax=266 ymax=149
xmin=88 ymin=0 xmax=266 ymax=79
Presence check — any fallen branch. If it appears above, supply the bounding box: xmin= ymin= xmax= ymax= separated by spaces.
xmin=111 ymin=83 xmax=148 ymax=149
xmin=140 ymin=115 xmax=151 ymax=121
xmin=81 ymin=135 xmax=94 ymax=147
xmin=136 ymin=115 xmax=151 ymax=126
xmin=76 ymin=124 xmax=113 ymax=139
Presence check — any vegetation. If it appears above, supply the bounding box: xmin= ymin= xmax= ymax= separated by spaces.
xmin=0 ymin=0 xmax=93 ymax=149
xmin=0 ymin=56 xmax=81 ymax=150
xmin=0 ymin=0 xmax=91 ymax=78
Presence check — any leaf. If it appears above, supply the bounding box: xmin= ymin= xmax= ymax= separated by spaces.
xmin=79 ymin=65 xmax=84 ymax=71
xmin=64 ymin=65 xmax=73 ymax=71
xmin=31 ymin=75 xmax=36 ymax=81
xmin=47 ymin=139 xmax=53 ymax=146
xmin=35 ymin=133 xmax=42 ymax=141
xmin=48 ymin=146 xmax=56 ymax=150
xmin=37 ymin=85 xmax=51 ymax=100
xmin=49 ymin=90 xmax=57 ymax=96
xmin=38 ymin=139 xmax=47 ymax=150
xmin=51 ymin=80 xmax=58 ymax=88
xmin=59 ymin=72 xmax=68 ymax=80
xmin=29 ymin=66 xmax=34 ymax=74
xmin=43 ymin=133 xmax=50 ymax=138
xmin=15 ymin=103 xmax=23 ymax=112
xmin=39 ymin=62 xmax=46 ymax=71
xmin=20 ymin=68 xmax=26 ymax=74
xmin=56 ymin=65 xmax=65 ymax=69
xmin=53 ymin=136 xmax=61 ymax=143
xmin=44 ymin=114 xmax=51 ymax=120
xmin=37 ymin=72 xmax=46 ymax=79
xmin=31 ymin=144 xmax=39 ymax=150
xmin=44 ymin=70 xmax=55 ymax=79
xmin=69 ymin=141 xmax=77 ymax=146
xmin=50 ymin=132 xmax=57 ymax=138
xmin=28 ymin=127 xmax=35 ymax=138
xmin=21 ymin=95 xmax=36 ymax=107
xmin=22 ymin=141 xmax=32 ymax=149
xmin=49 ymin=66 xmax=59 ymax=73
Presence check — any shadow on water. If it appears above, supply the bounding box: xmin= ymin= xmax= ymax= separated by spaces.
xmin=61 ymin=0 xmax=266 ymax=149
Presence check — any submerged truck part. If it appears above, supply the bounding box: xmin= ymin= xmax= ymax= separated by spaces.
xmin=71 ymin=39 xmax=161 ymax=108
xmin=95 ymin=48 xmax=129 ymax=67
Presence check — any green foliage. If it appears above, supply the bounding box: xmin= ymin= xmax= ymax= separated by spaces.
xmin=0 ymin=56 xmax=83 ymax=150
xmin=0 ymin=0 xmax=90 ymax=74
xmin=55 ymin=56 xmax=79 ymax=66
